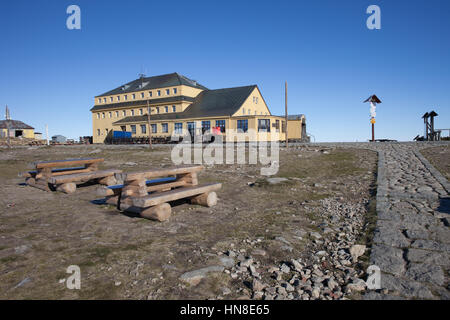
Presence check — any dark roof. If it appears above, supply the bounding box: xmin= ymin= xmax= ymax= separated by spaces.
xmin=96 ymin=73 xmax=208 ymax=97
xmin=0 ymin=120 xmax=34 ymax=130
xmin=113 ymin=85 xmax=257 ymax=124
xmin=364 ymin=95 xmax=382 ymax=103
xmin=90 ymin=96 xmax=195 ymax=112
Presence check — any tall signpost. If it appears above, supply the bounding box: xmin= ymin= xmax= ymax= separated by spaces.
xmin=364 ymin=95 xmax=381 ymax=142
xmin=285 ymin=82 xmax=288 ymax=148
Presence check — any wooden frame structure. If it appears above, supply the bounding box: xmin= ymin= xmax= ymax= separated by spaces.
xmin=97 ymin=165 xmax=222 ymax=221
xmin=22 ymin=158 xmax=122 ymax=193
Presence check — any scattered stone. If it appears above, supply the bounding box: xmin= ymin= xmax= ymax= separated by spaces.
xmin=219 ymin=256 xmax=235 ymax=268
xmin=252 ymin=279 xmax=266 ymax=292
xmin=266 ymin=177 xmax=289 ymax=185
xmin=349 ymin=244 xmax=366 ymax=261
xmin=179 ymin=266 xmax=224 ymax=286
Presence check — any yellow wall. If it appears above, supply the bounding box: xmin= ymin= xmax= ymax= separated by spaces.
xmin=92 ymin=81 xmax=305 ymax=143
xmin=287 ymin=119 xmax=302 ymax=140
xmin=1 ymin=128 xmax=35 ymax=139
xmin=92 ymin=84 xmax=208 ymax=143
xmin=233 ymin=87 xmax=271 ymax=117
xmin=94 ymin=84 xmax=204 ymax=107
xmin=113 ymin=115 xmax=297 ymax=142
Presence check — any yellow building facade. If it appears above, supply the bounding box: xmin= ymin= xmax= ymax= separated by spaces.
xmin=0 ymin=120 xmax=35 ymax=139
xmin=91 ymin=73 xmax=307 ymax=143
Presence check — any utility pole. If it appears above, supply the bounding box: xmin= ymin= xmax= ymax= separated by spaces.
xmin=5 ymin=105 xmax=11 ymax=148
xmin=285 ymin=82 xmax=288 ymax=149
xmin=45 ymin=124 xmax=49 ymax=145
xmin=140 ymin=73 xmax=152 ymax=150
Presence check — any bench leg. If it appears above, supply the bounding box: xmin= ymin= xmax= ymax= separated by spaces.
xmin=28 ymin=178 xmax=51 ymax=191
xmin=190 ymin=192 xmax=217 ymax=207
xmin=56 ymin=183 xmax=77 ymax=194
xmin=98 ymin=176 xmax=117 ymax=186
xmin=140 ymin=203 xmax=172 ymax=221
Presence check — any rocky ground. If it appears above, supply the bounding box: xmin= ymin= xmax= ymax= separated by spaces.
xmin=0 ymin=144 xmax=378 ymax=299
xmin=0 ymin=142 xmax=448 ymax=300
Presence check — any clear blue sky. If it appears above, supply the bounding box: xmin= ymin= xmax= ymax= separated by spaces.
xmin=1 ymin=0 xmax=449 ymax=142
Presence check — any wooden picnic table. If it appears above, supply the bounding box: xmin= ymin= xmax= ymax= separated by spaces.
xmin=98 ymin=165 xmax=221 ymax=221
xmin=23 ymin=158 xmax=121 ymax=193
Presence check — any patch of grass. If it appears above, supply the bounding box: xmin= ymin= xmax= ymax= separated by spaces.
xmin=0 ymin=255 xmax=26 ymax=264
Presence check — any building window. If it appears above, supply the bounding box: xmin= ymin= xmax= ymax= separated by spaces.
xmin=165 ymin=106 xmax=168 ymax=113
xmin=141 ymin=124 xmax=146 ymax=134
xmin=130 ymin=125 xmax=136 ymax=134
xmin=157 ymin=90 xmax=161 ymax=96
xmin=275 ymin=119 xmax=280 ymax=132
xmin=243 ymin=109 xmax=245 ymax=115
xmin=237 ymin=119 xmax=248 ymax=133
xmin=131 ymin=110 xmax=135 ymax=116
xmin=149 ymin=91 xmax=152 ymax=97
xmin=98 ymin=98 xmax=101 ymax=104
xmin=166 ymin=89 xmax=170 ymax=95
xmin=156 ymin=107 xmax=160 ymax=114
xmin=97 ymin=113 xmax=100 ymax=119
xmin=110 ymin=97 xmax=113 ymax=102
xmin=201 ymin=121 xmax=211 ymax=134
xmin=215 ymin=120 xmax=226 ymax=133
xmin=104 ymin=98 xmax=107 ymax=103
xmin=141 ymin=92 xmax=145 ymax=98
xmin=109 ymin=112 xmax=112 ymax=118
xmin=173 ymin=88 xmax=177 ymax=94
xmin=281 ymin=121 xmax=286 ymax=133
xmin=256 ymin=97 xmax=259 ymax=104
xmin=172 ymin=105 xmax=176 ymax=112
xmin=174 ymin=123 xmax=183 ymax=134
xmin=105 ymin=128 xmax=109 ymax=135
xmin=102 ymin=112 xmax=105 ymax=118
xmin=123 ymin=110 xmax=126 ymax=116
xmin=132 ymin=94 xmax=136 ymax=100
xmin=97 ymin=129 xmax=100 ymax=135
xmin=124 ymin=95 xmax=128 ymax=101
xmin=139 ymin=109 xmax=143 ymax=115
xmin=115 ymin=111 xmax=119 ymax=117
xmin=258 ymin=119 xmax=270 ymax=132
xmin=117 ymin=96 xmax=121 ymax=101
xmin=162 ymin=123 xmax=168 ymax=133
xmin=151 ymin=124 xmax=157 ymax=133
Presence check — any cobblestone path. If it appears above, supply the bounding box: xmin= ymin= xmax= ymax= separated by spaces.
xmin=364 ymin=143 xmax=450 ymax=299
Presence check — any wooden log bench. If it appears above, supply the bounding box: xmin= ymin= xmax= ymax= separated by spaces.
xmin=22 ymin=158 xmax=122 ymax=194
xmin=97 ymin=165 xmax=222 ymax=222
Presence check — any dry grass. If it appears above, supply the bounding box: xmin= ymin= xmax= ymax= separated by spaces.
xmin=0 ymin=144 xmax=377 ymax=299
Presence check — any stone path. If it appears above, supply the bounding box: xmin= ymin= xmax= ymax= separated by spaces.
xmin=294 ymin=141 xmax=449 ymax=299
xmin=364 ymin=143 xmax=450 ymax=299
